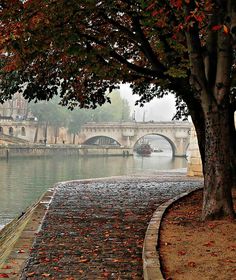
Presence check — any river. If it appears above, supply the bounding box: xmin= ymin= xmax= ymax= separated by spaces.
xmin=0 ymin=147 xmax=188 ymax=229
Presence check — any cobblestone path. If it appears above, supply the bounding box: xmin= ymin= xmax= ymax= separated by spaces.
xmin=20 ymin=175 xmax=202 ymax=279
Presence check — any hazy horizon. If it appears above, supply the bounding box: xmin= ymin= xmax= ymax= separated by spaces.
xmin=119 ymin=84 xmax=176 ymax=122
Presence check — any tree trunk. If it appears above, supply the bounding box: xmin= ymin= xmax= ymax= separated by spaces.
xmin=202 ymin=107 xmax=235 ymax=220
xmin=229 ymin=106 xmax=236 ymax=184
xmin=34 ymin=124 xmax=39 ymax=143
xmin=44 ymin=122 xmax=48 ymax=145
xmin=54 ymin=126 xmax=58 ymax=144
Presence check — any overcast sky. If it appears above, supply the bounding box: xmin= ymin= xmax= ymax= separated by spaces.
xmin=119 ymin=84 xmax=176 ymax=122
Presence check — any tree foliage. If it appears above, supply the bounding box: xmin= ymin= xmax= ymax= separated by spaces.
xmin=1 ymin=0 xmax=236 ymax=220
xmin=29 ymin=91 xmax=131 ymax=133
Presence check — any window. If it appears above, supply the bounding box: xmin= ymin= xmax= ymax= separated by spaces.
xmin=9 ymin=127 xmax=13 ymax=136
xmin=21 ymin=127 xmax=26 ymax=136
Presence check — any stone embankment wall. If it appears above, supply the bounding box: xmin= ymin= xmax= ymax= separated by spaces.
xmin=78 ymin=146 xmax=132 ymax=156
xmin=0 ymin=145 xmax=80 ymax=159
xmin=0 ymin=145 xmax=132 ymax=159
xmin=0 ymin=203 xmax=35 ymax=265
xmin=187 ymin=128 xmax=203 ymax=177
xmin=0 ymin=189 xmax=53 ymax=267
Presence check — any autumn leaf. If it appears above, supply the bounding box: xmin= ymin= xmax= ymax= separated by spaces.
xmin=177 ymin=250 xmax=186 ymax=255
xmin=207 ymin=223 xmax=216 ymax=229
xmin=187 ymin=261 xmax=196 ymax=267
xmin=41 ymin=273 xmax=51 ymax=277
xmin=223 ymin=25 xmax=229 ymax=34
xmin=78 ymin=259 xmax=89 ymax=263
xmin=151 ymin=11 xmax=159 ymax=17
xmin=171 ymin=0 xmax=182 ymax=9
xmin=17 ymin=249 xmax=25 ymax=254
xmin=212 ymin=25 xmax=222 ymax=31
xmin=27 ymin=272 xmax=36 ymax=277
xmin=224 ymin=259 xmax=236 ymax=263
xmin=53 ymin=267 xmax=63 ymax=272
xmin=203 ymin=241 xmax=215 ymax=247
xmin=0 ymin=274 xmax=9 ymax=278
xmin=146 ymin=3 xmax=155 ymax=11
xmin=112 ymin=259 xmax=120 ymax=262
xmin=1 ymin=265 xmax=12 ymax=269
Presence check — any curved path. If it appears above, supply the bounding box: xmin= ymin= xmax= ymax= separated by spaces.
xmin=20 ymin=174 xmax=202 ymax=279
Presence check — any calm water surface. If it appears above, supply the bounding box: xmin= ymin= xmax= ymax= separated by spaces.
xmin=0 ymin=148 xmax=187 ymax=228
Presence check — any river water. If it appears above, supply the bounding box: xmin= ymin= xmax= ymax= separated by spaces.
xmin=0 ymin=147 xmax=187 ymax=228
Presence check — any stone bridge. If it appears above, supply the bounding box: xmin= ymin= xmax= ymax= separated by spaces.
xmin=78 ymin=121 xmax=193 ymax=157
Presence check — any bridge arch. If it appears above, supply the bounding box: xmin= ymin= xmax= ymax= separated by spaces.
xmin=83 ymin=135 xmax=121 ymax=146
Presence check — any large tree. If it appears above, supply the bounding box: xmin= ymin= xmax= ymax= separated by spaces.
xmin=1 ymin=0 xmax=236 ymax=220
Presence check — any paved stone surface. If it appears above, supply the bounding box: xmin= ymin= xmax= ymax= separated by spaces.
xmin=19 ymin=175 xmax=202 ymax=279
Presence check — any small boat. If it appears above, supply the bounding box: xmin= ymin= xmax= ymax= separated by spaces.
xmin=136 ymin=143 xmax=152 ymax=156
xmin=152 ymin=147 xmax=163 ymax=153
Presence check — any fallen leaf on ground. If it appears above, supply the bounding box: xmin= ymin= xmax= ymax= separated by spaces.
xmin=53 ymin=267 xmax=63 ymax=272
xmin=41 ymin=273 xmax=50 ymax=277
xmin=78 ymin=259 xmax=88 ymax=263
xmin=17 ymin=249 xmax=25 ymax=254
xmin=27 ymin=272 xmax=36 ymax=277
xmin=224 ymin=259 xmax=235 ymax=263
xmin=188 ymin=261 xmax=196 ymax=267
xmin=1 ymin=266 xmax=12 ymax=269
xmin=0 ymin=273 xmax=9 ymax=278
xmin=177 ymin=250 xmax=186 ymax=256
xmin=203 ymin=241 xmax=215 ymax=247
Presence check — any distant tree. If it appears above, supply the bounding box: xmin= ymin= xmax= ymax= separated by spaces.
xmin=92 ymin=91 xmax=131 ymax=122
xmin=30 ymin=91 xmax=131 ymax=142
xmin=1 ymin=0 xmax=236 ymax=220
xmin=67 ymin=91 xmax=131 ymax=139
xmin=29 ymin=98 xmax=69 ymax=127
xmin=29 ymin=97 xmax=69 ymax=143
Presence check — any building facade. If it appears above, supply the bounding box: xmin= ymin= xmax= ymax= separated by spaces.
xmin=0 ymin=92 xmax=29 ymax=120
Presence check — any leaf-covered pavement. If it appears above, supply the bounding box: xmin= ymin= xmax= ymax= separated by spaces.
xmin=19 ymin=176 xmax=201 ymax=279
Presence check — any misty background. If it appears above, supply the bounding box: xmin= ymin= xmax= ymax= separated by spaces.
xmin=119 ymin=84 xmax=176 ymax=122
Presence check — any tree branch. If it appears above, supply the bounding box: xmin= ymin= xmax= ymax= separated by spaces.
xmin=131 ymin=15 xmax=167 ymax=73
xmin=79 ymin=32 xmax=167 ymax=79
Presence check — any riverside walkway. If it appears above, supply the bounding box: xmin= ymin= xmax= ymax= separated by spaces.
xmin=2 ymin=172 xmax=202 ymax=279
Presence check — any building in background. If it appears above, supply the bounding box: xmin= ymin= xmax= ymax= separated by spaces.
xmin=0 ymin=93 xmax=74 ymax=145
xmin=0 ymin=92 xmax=29 ymax=120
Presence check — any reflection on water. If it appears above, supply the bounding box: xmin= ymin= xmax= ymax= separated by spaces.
xmin=0 ymin=149 xmax=187 ymax=227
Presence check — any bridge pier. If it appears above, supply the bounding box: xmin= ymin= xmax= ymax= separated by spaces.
xmin=125 ymin=136 xmax=131 ymax=147
xmin=173 ymin=138 xmax=188 ymax=157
